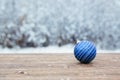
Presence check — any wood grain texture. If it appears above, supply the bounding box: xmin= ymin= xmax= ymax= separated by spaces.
xmin=0 ymin=54 xmax=120 ymax=80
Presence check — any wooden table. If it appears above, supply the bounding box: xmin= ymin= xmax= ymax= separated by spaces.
xmin=0 ymin=54 xmax=120 ymax=80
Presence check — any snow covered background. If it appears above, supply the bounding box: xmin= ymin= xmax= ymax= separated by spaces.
xmin=0 ymin=0 xmax=120 ymax=53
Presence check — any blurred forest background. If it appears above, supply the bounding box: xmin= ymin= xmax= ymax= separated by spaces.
xmin=0 ymin=0 xmax=120 ymax=50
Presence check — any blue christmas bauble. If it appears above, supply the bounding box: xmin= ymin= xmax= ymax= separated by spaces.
xmin=74 ymin=41 xmax=96 ymax=64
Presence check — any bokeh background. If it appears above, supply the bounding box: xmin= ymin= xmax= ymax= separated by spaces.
xmin=0 ymin=0 xmax=120 ymax=52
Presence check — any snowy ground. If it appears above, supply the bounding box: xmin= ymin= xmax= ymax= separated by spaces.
xmin=0 ymin=44 xmax=120 ymax=54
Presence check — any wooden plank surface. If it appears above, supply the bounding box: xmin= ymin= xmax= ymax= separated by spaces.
xmin=0 ymin=54 xmax=120 ymax=80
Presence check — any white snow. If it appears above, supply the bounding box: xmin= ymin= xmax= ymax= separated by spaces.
xmin=0 ymin=0 xmax=120 ymax=50
xmin=0 ymin=44 xmax=74 ymax=54
xmin=0 ymin=45 xmax=119 ymax=54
